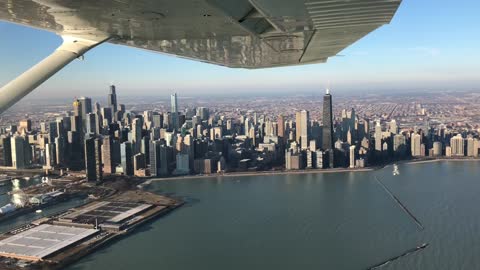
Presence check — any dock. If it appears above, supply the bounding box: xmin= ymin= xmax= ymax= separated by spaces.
xmin=0 ymin=189 xmax=182 ymax=270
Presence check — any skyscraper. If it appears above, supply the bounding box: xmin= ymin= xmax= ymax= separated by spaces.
xmin=70 ymin=116 xmax=81 ymax=133
xmin=389 ymin=119 xmax=398 ymax=134
xmin=18 ymin=119 xmax=32 ymax=133
xmin=196 ymin=107 xmax=209 ymax=121
xmin=322 ymin=89 xmax=334 ymax=168
xmin=120 ymin=142 xmax=133 ymax=176
xmin=78 ymin=97 xmax=92 ymax=133
xmin=78 ymin=97 xmax=92 ymax=120
xmin=393 ymin=134 xmax=406 ymax=156
xmin=108 ymin=85 xmax=118 ymax=113
xmin=73 ymin=98 xmax=82 ymax=118
xmin=55 ymin=137 xmax=65 ymax=166
xmin=466 ymin=137 xmax=477 ymax=157
xmin=159 ymin=144 xmax=171 ymax=176
xmin=374 ymin=121 xmax=382 ymax=151
xmin=84 ymin=137 xmax=102 ymax=181
xmin=300 ymin=110 xmax=309 ymax=149
xmin=349 ymin=145 xmax=356 ymax=168
xmin=277 ymin=115 xmax=285 ymax=139
xmin=10 ymin=136 xmax=26 ymax=169
xmin=86 ymin=113 xmax=97 ymax=135
xmin=171 ymin=92 xmax=179 ymax=130
xmin=67 ymin=131 xmax=83 ymax=170
xmin=2 ymin=137 xmax=12 ymax=167
xmin=171 ymin=92 xmax=178 ymax=114
xmin=102 ymin=136 xmax=114 ymax=174
xmin=244 ymin=118 xmax=251 ymax=136
xmin=450 ymin=134 xmax=464 ymax=157
xmin=132 ymin=118 xmax=142 ymax=154
xmin=433 ymin=141 xmax=442 ymax=156
xmin=411 ymin=133 xmax=422 ymax=157
xmin=295 ymin=111 xmax=302 ymax=143
xmin=101 ymin=107 xmax=113 ymax=125
xmin=149 ymin=140 xmax=161 ymax=177
xmin=45 ymin=142 xmax=56 ymax=169
xmin=48 ymin=121 xmax=57 ymax=144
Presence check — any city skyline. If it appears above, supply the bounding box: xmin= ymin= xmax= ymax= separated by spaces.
xmin=1 ymin=1 xmax=480 ymax=269
xmin=1 ymin=85 xmax=479 ymax=180
xmin=1 ymin=1 xmax=479 ymax=98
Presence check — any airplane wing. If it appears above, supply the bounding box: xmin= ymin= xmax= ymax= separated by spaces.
xmin=0 ymin=0 xmax=402 ymax=69
xmin=0 ymin=0 xmax=402 ymax=114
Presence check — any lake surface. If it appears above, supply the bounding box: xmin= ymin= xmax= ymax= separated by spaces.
xmin=0 ymin=177 xmax=87 ymax=232
xmin=13 ymin=161 xmax=480 ymax=269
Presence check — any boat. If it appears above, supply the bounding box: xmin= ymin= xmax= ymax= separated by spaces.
xmin=393 ymin=164 xmax=400 ymax=176
xmin=35 ymin=209 xmax=42 ymax=214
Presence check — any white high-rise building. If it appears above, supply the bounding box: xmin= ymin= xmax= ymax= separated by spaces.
xmin=433 ymin=141 xmax=442 ymax=156
xmin=411 ymin=133 xmax=422 ymax=157
xmin=389 ymin=119 xmax=398 ymax=134
xmin=245 ymin=118 xmax=251 ymax=136
xmin=450 ymin=134 xmax=464 ymax=156
xmin=300 ymin=110 xmax=309 ymax=149
xmin=349 ymin=145 xmax=356 ymax=168
xmin=466 ymin=137 xmax=478 ymax=157
xmin=374 ymin=121 xmax=382 ymax=151
xmin=132 ymin=118 xmax=142 ymax=154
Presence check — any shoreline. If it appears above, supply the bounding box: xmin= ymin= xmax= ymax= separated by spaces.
xmin=146 ymin=157 xmax=480 ymax=183
xmin=403 ymin=158 xmax=480 ymax=165
xmin=148 ymin=167 xmax=375 ymax=182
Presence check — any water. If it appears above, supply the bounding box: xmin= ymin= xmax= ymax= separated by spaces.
xmin=0 ymin=177 xmax=86 ymax=232
xmin=53 ymin=161 xmax=480 ymax=269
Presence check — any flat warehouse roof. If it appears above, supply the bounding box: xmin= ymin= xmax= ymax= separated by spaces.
xmin=63 ymin=201 xmax=153 ymax=225
xmin=108 ymin=204 xmax=152 ymax=223
xmin=0 ymin=224 xmax=98 ymax=260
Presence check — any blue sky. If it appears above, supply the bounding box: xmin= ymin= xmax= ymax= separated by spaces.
xmin=0 ymin=0 xmax=479 ymax=98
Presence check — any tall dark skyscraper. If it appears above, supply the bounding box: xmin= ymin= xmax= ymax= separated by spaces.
xmin=78 ymin=97 xmax=92 ymax=119
xmin=171 ymin=92 xmax=179 ymax=130
xmin=149 ymin=140 xmax=161 ymax=177
xmin=108 ymin=85 xmax=118 ymax=112
xmin=85 ymin=137 xmax=102 ymax=181
xmin=120 ymin=142 xmax=133 ymax=176
xmin=102 ymin=136 xmax=114 ymax=174
xmin=171 ymin=92 xmax=178 ymax=114
xmin=2 ymin=137 xmax=12 ymax=167
xmin=322 ymin=89 xmax=334 ymax=168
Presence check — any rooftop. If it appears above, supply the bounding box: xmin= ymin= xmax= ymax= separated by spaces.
xmin=0 ymin=224 xmax=98 ymax=261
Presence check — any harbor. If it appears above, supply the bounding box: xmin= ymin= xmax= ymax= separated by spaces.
xmin=0 ymin=174 xmax=183 ymax=269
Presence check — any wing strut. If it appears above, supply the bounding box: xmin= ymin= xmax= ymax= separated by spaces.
xmin=0 ymin=35 xmax=109 ymax=114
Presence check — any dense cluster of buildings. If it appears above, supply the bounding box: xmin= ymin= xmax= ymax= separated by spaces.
xmin=0 ymin=86 xmax=479 ymax=180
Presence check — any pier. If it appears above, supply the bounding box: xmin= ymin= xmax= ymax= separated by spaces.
xmin=374 ymin=176 xmax=424 ymax=231
xmin=367 ymin=243 xmax=429 ymax=269
xmin=0 ymin=180 xmax=183 ymax=270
